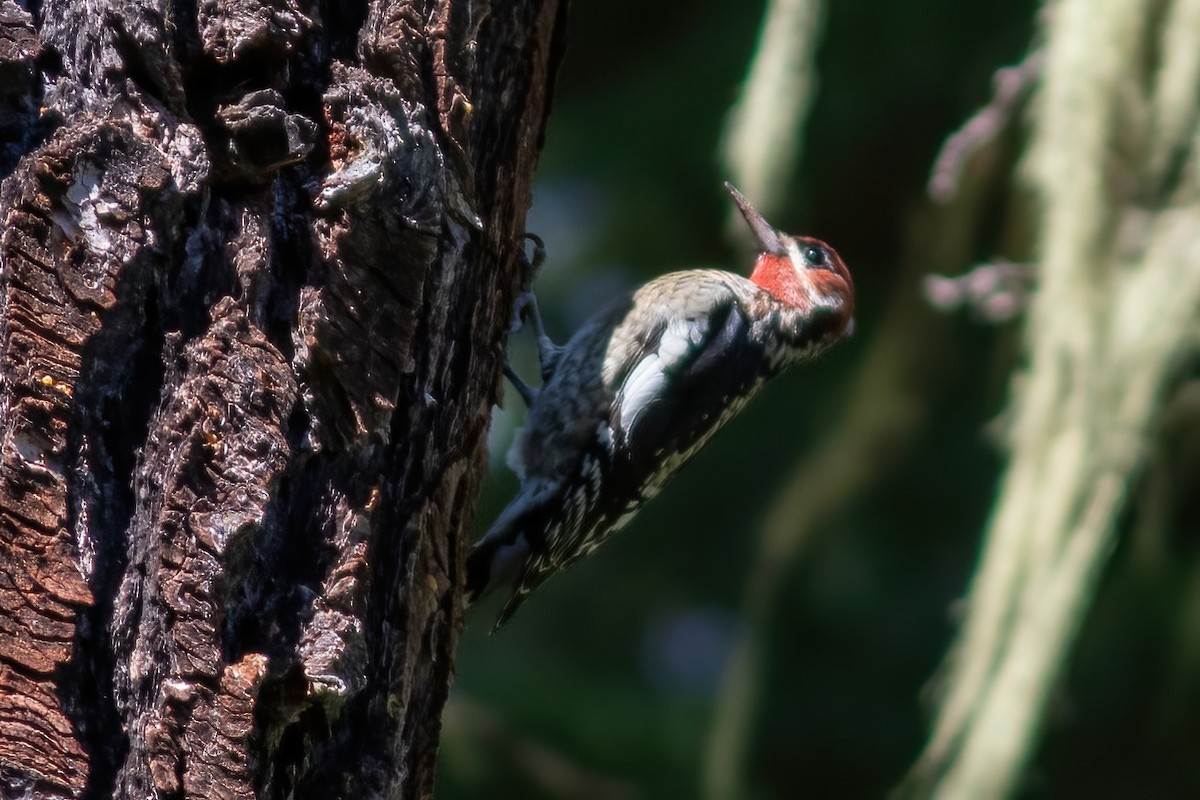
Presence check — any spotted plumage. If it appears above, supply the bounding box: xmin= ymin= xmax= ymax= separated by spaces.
xmin=468 ymin=183 xmax=855 ymax=630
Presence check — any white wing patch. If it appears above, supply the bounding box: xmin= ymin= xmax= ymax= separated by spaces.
xmin=617 ymin=353 xmax=665 ymax=433
xmin=617 ymin=317 xmax=707 ymax=434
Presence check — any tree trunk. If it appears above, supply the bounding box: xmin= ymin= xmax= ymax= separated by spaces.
xmin=0 ymin=0 xmax=565 ymax=797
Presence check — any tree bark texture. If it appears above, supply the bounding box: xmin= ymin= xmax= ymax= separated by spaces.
xmin=0 ymin=0 xmax=565 ymax=797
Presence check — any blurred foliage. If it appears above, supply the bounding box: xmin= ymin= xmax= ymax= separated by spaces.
xmin=443 ymin=1 xmax=1200 ymax=798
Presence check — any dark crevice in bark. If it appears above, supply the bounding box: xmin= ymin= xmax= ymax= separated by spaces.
xmin=162 ymin=200 xmax=237 ymax=343
xmin=323 ymin=1 xmax=368 ymax=62
xmin=217 ymin=479 xmax=292 ymax=664
xmin=260 ymin=175 xmax=313 ymax=358
xmin=49 ymin=123 xmax=190 ymax=800
xmin=66 ymin=311 xmax=147 ymax=797
xmin=0 ymin=0 xmax=48 ymax=177
xmin=109 ymin=30 xmax=173 ymax=115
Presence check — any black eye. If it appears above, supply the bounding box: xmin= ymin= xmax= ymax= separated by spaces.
xmin=804 ymin=245 xmax=828 ymax=267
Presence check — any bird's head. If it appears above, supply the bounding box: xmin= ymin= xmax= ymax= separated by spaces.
xmin=726 ymin=182 xmax=854 ymax=331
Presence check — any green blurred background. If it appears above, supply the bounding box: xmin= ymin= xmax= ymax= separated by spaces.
xmin=443 ymin=1 xmax=1200 ymax=797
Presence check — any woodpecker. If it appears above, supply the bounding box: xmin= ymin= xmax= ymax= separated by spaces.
xmin=469 ymin=183 xmax=854 ymax=630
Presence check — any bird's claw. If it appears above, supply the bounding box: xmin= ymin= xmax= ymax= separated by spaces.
xmin=510 ymin=290 xmax=537 ymax=334
xmin=524 ymin=232 xmax=546 ymax=273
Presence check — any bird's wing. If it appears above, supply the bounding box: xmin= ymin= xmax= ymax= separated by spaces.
xmin=607 ymin=288 xmax=768 ymax=498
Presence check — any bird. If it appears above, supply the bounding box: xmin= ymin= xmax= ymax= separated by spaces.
xmin=467 ymin=182 xmax=855 ymax=630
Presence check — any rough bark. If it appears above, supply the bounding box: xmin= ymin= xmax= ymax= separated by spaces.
xmin=0 ymin=0 xmax=566 ymax=797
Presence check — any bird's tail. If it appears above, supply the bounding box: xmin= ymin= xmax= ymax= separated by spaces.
xmin=465 ymin=526 xmax=528 ymax=606
xmin=465 ymin=489 xmax=549 ymax=631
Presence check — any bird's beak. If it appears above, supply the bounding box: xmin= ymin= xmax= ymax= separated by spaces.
xmin=725 ymin=182 xmax=786 ymax=256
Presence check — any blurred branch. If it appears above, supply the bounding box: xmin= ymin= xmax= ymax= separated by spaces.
xmin=902 ymin=0 xmax=1200 ymax=796
xmin=1147 ymin=0 xmax=1200 ymax=186
xmin=928 ymin=50 xmax=1043 ymax=203
xmin=923 ymin=261 xmax=1035 ymax=322
xmin=720 ymin=0 xmax=823 ymax=223
xmin=703 ymin=86 xmax=1025 ymax=800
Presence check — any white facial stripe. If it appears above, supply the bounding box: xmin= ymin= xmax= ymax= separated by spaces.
xmin=785 ymin=238 xmax=807 ymax=278
xmin=785 ymin=239 xmax=836 ymax=309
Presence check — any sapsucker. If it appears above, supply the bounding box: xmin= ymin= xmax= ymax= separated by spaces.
xmin=468 ymin=183 xmax=855 ymax=630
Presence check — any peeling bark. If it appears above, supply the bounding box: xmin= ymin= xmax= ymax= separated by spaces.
xmin=0 ymin=1 xmax=566 ymax=797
